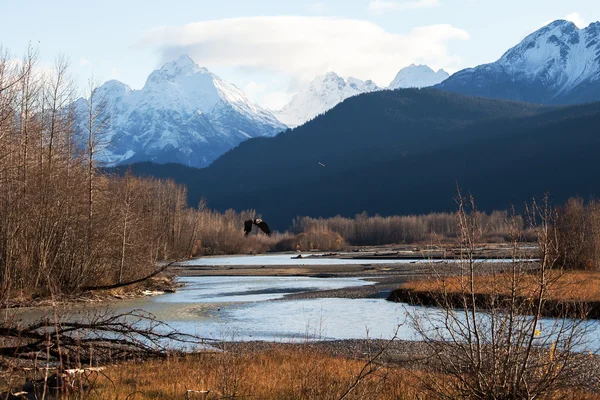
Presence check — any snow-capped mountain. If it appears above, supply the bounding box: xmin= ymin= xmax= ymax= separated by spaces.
xmin=75 ymin=55 xmax=286 ymax=168
xmin=437 ymin=20 xmax=600 ymax=104
xmin=388 ymin=64 xmax=449 ymax=89
xmin=273 ymin=72 xmax=380 ymax=127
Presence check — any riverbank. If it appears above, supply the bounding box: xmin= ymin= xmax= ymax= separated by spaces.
xmin=5 ymin=340 xmax=599 ymax=400
xmin=388 ymin=270 xmax=600 ymax=319
xmin=1 ymin=274 xmax=182 ymax=309
xmin=2 ymin=245 xmax=536 ymax=308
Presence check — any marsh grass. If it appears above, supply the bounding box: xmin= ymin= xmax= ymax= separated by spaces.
xmin=401 ymin=271 xmax=600 ymax=302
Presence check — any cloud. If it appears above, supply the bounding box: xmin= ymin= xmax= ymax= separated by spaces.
xmin=80 ymin=58 xmax=90 ymax=66
xmin=137 ymin=16 xmax=469 ymax=108
xmin=565 ymin=12 xmax=585 ymax=28
xmin=368 ymin=0 xmax=440 ymax=14
xmin=137 ymin=17 xmax=469 ymax=107
xmin=243 ymin=80 xmax=266 ymax=97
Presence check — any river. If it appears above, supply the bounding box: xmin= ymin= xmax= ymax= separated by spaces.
xmin=10 ymin=255 xmax=600 ymax=351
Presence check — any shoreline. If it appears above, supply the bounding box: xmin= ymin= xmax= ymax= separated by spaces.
xmin=3 ymin=245 xmax=540 ymax=309
xmin=388 ymin=287 xmax=600 ymax=319
xmin=1 ymin=274 xmax=183 ymax=310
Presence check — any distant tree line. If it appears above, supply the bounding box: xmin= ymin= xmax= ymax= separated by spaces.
xmin=292 ymin=200 xmax=600 ymax=271
xmin=291 ymin=210 xmax=533 ymax=246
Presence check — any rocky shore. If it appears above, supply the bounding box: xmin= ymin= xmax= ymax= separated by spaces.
xmin=219 ymin=339 xmax=436 ymax=368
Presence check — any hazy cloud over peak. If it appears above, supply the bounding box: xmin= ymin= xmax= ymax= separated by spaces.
xmin=138 ymin=16 xmax=469 ymax=108
xmin=565 ymin=12 xmax=586 ymax=28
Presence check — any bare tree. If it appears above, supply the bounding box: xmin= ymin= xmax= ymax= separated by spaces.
xmin=83 ymin=75 xmax=110 ymax=247
xmin=44 ymin=55 xmax=75 ymax=173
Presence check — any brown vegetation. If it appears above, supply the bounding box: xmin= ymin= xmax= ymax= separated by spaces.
xmin=56 ymin=347 xmax=437 ymax=400
xmin=272 ymin=227 xmax=346 ymax=252
xmin=555 ymin=198 xmax=600 ymax=270
xmin=399 ymin=270 xmax=600 ymax=302
xmin=0 ymin=48 xmax=203 ymax=303
xmin=293 ymin=210 xmax=535 ymax=246
xmin=402 ymin=195 xmax=598 ymax=399
xmin=5 ymin=345 xmax=595 ymax=400
xmin=0 ymin=47 xmax=297 ymax=304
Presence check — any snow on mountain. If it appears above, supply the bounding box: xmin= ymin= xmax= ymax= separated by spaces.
xmin=273 ymin=72 xmax=381 ymax=128
xmin=76 ymin=55 xmax=286 ymax=168
xmin=437 ymin=20 xmax=600 ymax=104
xmin=388 ymin=64 xmax=449 ymax=89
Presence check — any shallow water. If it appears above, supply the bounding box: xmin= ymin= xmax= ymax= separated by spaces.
xmin=179 ymin=253 xmax=520 ymax=266
xmin=158 ymin=276 xmax=373 ymax=303
xmin=11 ymin=272 xmax=600 ymax=351
xmin=96 ymin=276 xmax=600 ymax=351
xmin=109 ymin=276 xmax=422 ymax=341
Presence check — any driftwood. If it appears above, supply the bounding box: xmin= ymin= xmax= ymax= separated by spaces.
xmin=81 ymin=260 xmax=178 ymax=292
xmin=0 ymin=309 xmax=208 ymax=366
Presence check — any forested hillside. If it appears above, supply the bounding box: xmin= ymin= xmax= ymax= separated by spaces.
xmin=117 ymin=89 xmax=600 ymax=229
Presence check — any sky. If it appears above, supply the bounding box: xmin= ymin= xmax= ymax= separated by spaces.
xmin=2 ymin=0 xmax=599 ymax=109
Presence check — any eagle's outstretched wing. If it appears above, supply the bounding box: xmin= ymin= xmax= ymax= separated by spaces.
xmin=254 ymin=220 xmax=271 ymax=236
xmin=244 ymin=219 xmax=253 ymax=236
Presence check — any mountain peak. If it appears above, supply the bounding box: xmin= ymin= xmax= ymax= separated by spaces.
xmin=319 ymin=71 xmax=344 ymax=83
xmin=99 ymin=79 xmax=131 ymax=91
xmin=388 ymin=64 xmax=449 ymax=89
xmin=548 ymin=19 xmax=577 ymax=29
xmin=526 ymin=19 xmax=578 ymax=40
xmin=497 ymin=18 xmax=600 ymax=73
xmin=437 ymin=19 xmax=600 ymax=105
xmin=174 ymin=54 xmax=196 ymax=67
xmin=275 ymin=73 xmax=380 ymax=128
xmin=154 ymin=55 xmax=208 ymax=79
xmin=77 ymin=57 xmax=284 ymax=169
xmin=94 ymin=79 xmax=132 ymax=99
xmin=412 ymin=64 xmax=434 ymax=71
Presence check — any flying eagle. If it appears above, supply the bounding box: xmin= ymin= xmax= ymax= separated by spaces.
xmin=244 ymin=218 xmax=271 ymax=236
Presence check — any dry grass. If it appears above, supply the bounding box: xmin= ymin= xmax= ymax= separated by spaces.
xmin=5 ymin=345 xmax=598 ymax=399
xmin=401 ymin=271 xmax=600 ymax=302
xmin=85 ymin=346 xmax=425 ymax=400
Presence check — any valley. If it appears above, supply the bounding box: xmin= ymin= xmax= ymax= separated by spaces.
xmin=3 ymin=8 xmax=600 ymax=399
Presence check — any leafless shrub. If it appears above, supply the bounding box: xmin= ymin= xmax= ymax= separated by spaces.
xmin=272 ymin=228 xmax=346 ymax=251
xmin=554 ymin=198 xmax=600 ymax=271
xmin=408 ymin=194 xmax=597 ymax=399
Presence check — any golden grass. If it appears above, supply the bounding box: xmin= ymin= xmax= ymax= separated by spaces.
xmin=5 ymin=346 xmax=597 ymax=399
xmin=86 ymin=346 xmax=425 ymax=400
xmin=401 ymin=271 xmax=600 ymax=302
